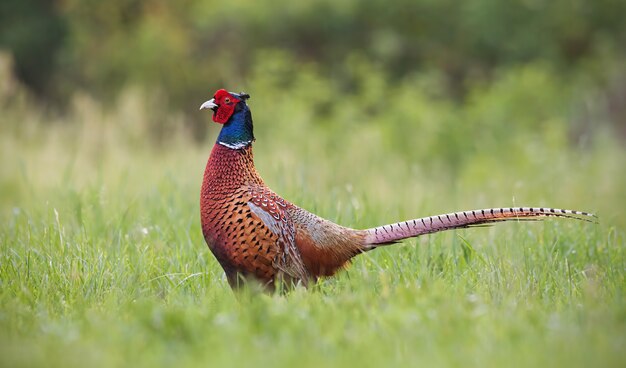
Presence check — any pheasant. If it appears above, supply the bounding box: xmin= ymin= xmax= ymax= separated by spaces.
xmin=199 ymin=89 xmax=594 ymax=290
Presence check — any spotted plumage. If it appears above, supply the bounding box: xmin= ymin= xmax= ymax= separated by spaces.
xmin=199 ymin=89 xmax=595 ymax=290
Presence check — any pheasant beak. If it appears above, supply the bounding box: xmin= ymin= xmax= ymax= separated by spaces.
xmin=199 ymin=98 xmax=218 ymax=111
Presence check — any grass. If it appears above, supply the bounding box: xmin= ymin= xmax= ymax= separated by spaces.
xmin=1 ymin=79 xmax=625 ymax=367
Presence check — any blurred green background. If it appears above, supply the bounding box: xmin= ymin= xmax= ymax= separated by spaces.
xmin=2 ymin=0 xmax=626 ymax=222
xmin=1 ymin=1 xmax=625 ymax=367
xmin=2 ymin=0 xmax=626 ymax=135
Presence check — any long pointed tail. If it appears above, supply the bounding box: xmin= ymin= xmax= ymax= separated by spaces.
xmin=363 ymin=207 xmax=595 ymax=247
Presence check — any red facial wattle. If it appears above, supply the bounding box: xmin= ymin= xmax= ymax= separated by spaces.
xmin=212 ymin=89 xmax=240 ymax=124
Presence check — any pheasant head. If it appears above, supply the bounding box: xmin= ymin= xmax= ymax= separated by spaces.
xmin=200 ymin=89 xmax=254 ymax=149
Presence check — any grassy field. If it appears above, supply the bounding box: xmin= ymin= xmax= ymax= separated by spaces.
xmin=1 ymin=72 xmax=625 ymax=367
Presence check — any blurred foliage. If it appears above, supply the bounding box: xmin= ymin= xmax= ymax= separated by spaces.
xmin=0 ymin=0 xmax=67 ymax=97
xmin=0 ymin=0 xmax=625 ymax=140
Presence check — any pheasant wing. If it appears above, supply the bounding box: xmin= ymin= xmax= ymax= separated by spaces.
xmin=248 ymin=185 xmax=310 ymax=286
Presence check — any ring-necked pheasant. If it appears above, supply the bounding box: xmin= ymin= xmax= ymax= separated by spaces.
xmin=199 ymin=89 xmax=594 ymax=290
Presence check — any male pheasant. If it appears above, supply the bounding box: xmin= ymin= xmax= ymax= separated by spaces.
xmin=199 ymin=89 xmax=594 ymax=289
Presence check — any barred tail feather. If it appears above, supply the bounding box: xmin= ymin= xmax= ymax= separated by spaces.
xmin=363 ymin=207 xmax=595 ymax=247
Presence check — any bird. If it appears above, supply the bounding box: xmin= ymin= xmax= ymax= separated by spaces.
xmin=199 ymin=89 xmax=595 ymax=290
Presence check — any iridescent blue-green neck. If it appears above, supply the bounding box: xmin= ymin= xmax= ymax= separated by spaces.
xmin=217 ymin=104 xmax=255 ymax=149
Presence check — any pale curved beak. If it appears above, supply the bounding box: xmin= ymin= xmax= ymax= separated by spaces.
xmin=199 ymin=98 xmax=218 ymax=111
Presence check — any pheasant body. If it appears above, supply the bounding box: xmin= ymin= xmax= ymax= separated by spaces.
xmin=200 ymin=143 xmax=365 ymax=287
xmin=199 ymin=89 xmax=594 ymax=289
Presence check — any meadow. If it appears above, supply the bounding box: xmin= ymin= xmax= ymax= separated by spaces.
xmin=1 ymin=57 xmax=625 ymax=367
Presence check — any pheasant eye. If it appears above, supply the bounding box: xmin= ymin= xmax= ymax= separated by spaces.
xmin=224 ymin=97 xmax=231 ymax=104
